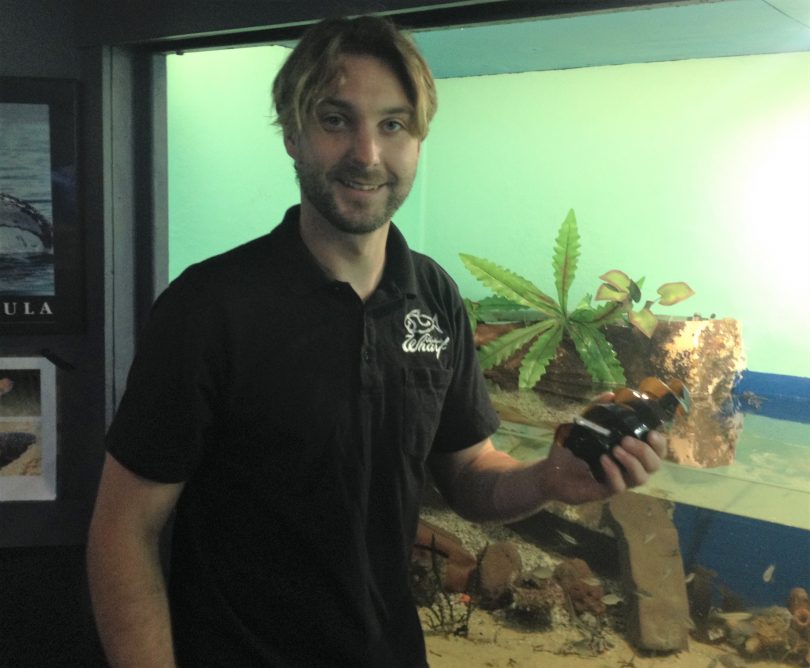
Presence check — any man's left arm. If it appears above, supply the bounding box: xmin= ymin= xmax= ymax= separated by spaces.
xmin=428 ymin=431 xmax=667 ymax=524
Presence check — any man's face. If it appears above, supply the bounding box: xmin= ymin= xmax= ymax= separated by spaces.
xmin=285 ymin=54 xmax=422 ymax=235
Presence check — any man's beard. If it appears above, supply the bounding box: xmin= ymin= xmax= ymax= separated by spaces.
xmin=295 ymin=160 xmax=413 ymax=235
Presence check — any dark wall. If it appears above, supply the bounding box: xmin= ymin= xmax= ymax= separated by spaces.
xmin=1 ymin=1 xmax=107 ymax=664
xmin=0 ymin=0 xmax=80 ymax=75
xmin=1 ymin=0 xmax=108 ymax=542
xmin=0 ymin=3 xmax=108 ymax=542
xmin=73 ymin=0 xmax=473 ymax=46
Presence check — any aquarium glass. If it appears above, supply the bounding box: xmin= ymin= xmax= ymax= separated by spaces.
xmin=167 ymin=34 xmax=810 ymax=668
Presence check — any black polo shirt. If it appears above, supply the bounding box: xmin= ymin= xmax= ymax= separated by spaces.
xmin=106 ymin=205 xmax=500 ymax=667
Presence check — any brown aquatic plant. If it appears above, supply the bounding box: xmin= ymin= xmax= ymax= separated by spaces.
xmin=419 ymin=535 xmax=476 ymax=638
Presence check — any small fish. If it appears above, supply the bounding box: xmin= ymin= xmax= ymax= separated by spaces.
xmin=741 ymin=390 xmax=765 ymax=410
xmin=581 ymin=576 xmax=601 ymax=587
xmin=635 ymin=588 xmax=654 ymax=600
xmin=556 ymin=529 xmax=578 ymax=545
xmin=684 ymin=572 xmax=696 ymax=584
xmin=602 ymin=593 xmax=623 ymax=606
xmin=643 ymin=532 xmax=657 ymax=544
xmin=762 ymin=564 xmax=775 ymax=583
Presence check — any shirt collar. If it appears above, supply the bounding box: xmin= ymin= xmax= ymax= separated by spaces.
xmin=277 ymin=205 xmax=419 ymax=300
xmin=379 ymin=220 xmax=419 ymax=299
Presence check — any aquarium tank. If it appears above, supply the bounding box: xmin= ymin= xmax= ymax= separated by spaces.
xmin=166 ymin=5 xmax=810 ymax=665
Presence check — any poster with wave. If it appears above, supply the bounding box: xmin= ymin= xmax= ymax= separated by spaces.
xmin=0 ymin=357 xmax=56 ymax=500
xmin=0 ymin=78 xmax=82 ymax=334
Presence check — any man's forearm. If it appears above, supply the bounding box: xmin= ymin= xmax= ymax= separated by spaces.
xmin=440 ymin=447 xmax=556 ymax=524
xmin=434 ymin=429 xmax=667 ymax=523
xmin=87 ymin=528 xmax=176 ymax=668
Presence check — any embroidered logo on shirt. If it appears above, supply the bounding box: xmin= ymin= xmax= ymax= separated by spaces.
xmin=402 ymin=309 xmax=450 ymax=360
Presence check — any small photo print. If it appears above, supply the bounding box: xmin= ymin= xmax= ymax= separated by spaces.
xmin=0 ymin=357 xmax=55 ymax=500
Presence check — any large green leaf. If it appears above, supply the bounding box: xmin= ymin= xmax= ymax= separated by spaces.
xmin=463 ymin=297 xmax=479 ymax=332
xmin=473 ymin=295 xmax=542 ymax=325
xmin=518 ymin=322 xmax=564 ymax=389
xmin=574 ymin=293 xmax=594 ymax=310
xmin=570 ymin=301 xmax=627 ymax=327
xmin=567 ymin=322 xmax=626 ymax=387
xmin=477 ymin=295 xmax=527 ymax=312
xmin=460 ymin=254 xmax=559 ymax=315
xmin=478 ymin=320 xmax=555 ymax=370
xmin=552 ymin=209 xmax=580 ymax=313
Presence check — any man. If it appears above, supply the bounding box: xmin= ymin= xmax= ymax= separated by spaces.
xmin=87 ymin=16 xmax=667 ymax=667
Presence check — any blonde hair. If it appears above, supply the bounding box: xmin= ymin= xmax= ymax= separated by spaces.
xmin=272 ymin=16 xmax=437 ymax=140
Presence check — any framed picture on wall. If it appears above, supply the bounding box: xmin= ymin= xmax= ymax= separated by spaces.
xmin=0 ymin=77 xmax=83 ymax=334
xmin=0 ymin=356 xmax=57 ymax=501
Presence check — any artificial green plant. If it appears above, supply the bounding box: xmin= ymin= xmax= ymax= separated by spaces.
xmin=461 ymin=209 xmax=694 ymax=391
